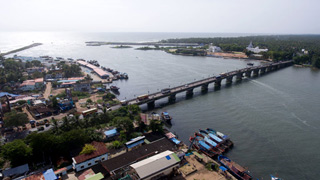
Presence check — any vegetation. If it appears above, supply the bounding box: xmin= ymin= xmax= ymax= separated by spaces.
xmin=55 ymin=90 xmax=90 ymax=100
xmin=80 ymin=144 xmax=96 ymax=155
xmin=3 ymin=110 xmax=29 ymax=128
xmin=160 ymin=35 xmax=320 ymax=68
xmin=0 ymin=59 xmax=25 ymax=84
xmin=25 ymin=60 xmax=42 ymax=68
xmin=50 ymin=62 xmax=82 ymax=78
xmin=111 ymin=45 xmax=132 ymax=48
xmin=1 ymin=140 xmax=32 ymax=167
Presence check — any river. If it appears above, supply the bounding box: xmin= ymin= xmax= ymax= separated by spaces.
xmin=1 ymin=32 xmax=320 ymax=179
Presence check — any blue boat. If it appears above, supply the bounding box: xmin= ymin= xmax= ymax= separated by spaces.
xmin=207 ymin=128 xmax=234 ymax=148
xmin=218 ymin=155 xmax=252 ymax=180
xmin=189 ymin=136 xmax=221 ymax=158
xmin=197 ymin=131 xmax=227 ymax=152
xmin=270 ymin=175 xmax=282 ymax=180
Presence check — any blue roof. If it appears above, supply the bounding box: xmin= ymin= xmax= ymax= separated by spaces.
xmin=104 ymin=128 xmax=118 ymax=137
xmin=163 ymin=112 xmax=169 ymax=115
xmin=204 ymin=137 xmax=217 ymax=147
xmin=208 ymin=133 xmax=223 ymax=143
xmin=43 ymin=168 xmax=57 ymax=180
xmin=170 ymin=138 xmax=181 ymax=145
xmin=199 ymin=140 xmax=211 ymax=150
xmin=219 ymin=166 xmax=227 ymax=171
xmin=2 ymin=164 xmax=29 ymax=177
xmin=0 ymin=92 xmax=20 ymax=97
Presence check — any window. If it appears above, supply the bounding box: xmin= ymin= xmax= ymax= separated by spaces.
xmin=101 ymin=157 xmax=105 ymax=161
xmin=80 ymin=166 xmax=84 ymax=169
xmin=88 ymin=163 xmax=92 ymax=166
xmin=95 ymin=160 xmax=99 ymax=164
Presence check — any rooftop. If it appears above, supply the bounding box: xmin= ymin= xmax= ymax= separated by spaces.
xmin=73 ymin=142 xmax=109 ymax=164
xmin=100 ymin=137 xmax=178 ymax=173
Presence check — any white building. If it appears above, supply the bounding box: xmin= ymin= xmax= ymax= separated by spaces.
xmin=208 ymin=44 xmax=222 ymax=52
xmin=72 ymin=142 xmax=109 ymax=172
xmin=130 ymin=150 xmax=181 ymax=180
xmin=246 ymin=41 xmax=268 ymax=53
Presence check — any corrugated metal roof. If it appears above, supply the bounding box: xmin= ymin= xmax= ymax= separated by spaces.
xmin=3 ymin=164 xmax=29 ymax=177
xmin=85 ymin=173 xmax=104 ymax=180
xmin=43 ymin=168 xmax=57 ymax=180
xmin=130 ymin=150 xmax=180 ymax=179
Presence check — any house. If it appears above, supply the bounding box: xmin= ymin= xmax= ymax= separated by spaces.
xmin=104 ymin=128 xmax=119 ymax=139
xmin=26 ymin=67 xmax=45 ymax=74
xmin=100 ymin=137 xmax=178 ymax=178
xmin=129 ymin=150 xmax=181 ymax=180
xmin=125 ymin=136 xmax=145 ymax=150
xmin=22 ymin=168 xmax=57 ymax=180
xmin=45 ymin=73 xmax=63 ymax=80
xmin=208 ymin=44 xmax=222 ymax=52
xmin=57 ymin=99 xmax=74 ymax=111
xmin=27 ymin=104 xmax=54 ymax=119
xmin=72 ymin=141 xmax=109 ymax=172
xmin=246 ymin=41 xmax=268 ymax=53
xmin=74 ymin=82 xmax=92 ymax=93
xmin=19 ymin=78 xmax=44 ymax=91
xmin=2 ymin=164 xmax=29 ymax=179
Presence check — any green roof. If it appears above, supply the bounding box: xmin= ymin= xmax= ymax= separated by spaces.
xmin=193 ymin=151 xmax=204 ymax=159
xmin=85 ymin=173 xmax=104 ymax=180
xmin=172 ymin=153 xmax=181 ymax=162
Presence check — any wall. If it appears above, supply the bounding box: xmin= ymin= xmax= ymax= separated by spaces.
xmin=73 ymin=154 xmax=108 ymax=172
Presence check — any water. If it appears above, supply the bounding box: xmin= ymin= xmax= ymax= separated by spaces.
xmin=1 ymin=32 xmax=320 ymax=179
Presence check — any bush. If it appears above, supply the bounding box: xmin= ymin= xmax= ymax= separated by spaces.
xmin=80 ymin=144 xmax=96 ymax=155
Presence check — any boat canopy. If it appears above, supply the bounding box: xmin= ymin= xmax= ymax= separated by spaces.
xmin=204 ymin=136 xmax=217 ymax=147
xmin=199 ymin=140 xmax=211 ymax=150
xmin=208 ymin=133 xmax=223 ymax=142
xmin=163 ymin=112 xmax=169 ymax=115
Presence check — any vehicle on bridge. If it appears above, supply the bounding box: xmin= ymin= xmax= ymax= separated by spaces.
xmin=137 ymin=94 xmax=149 ymax=101
xmin=161 ymin=88 xmax=171 ymax=94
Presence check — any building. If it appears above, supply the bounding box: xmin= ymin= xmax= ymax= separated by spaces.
xmin=74 ymin=82 xmax=92 ymax=93
xmin=100 ymin=137 xmax=178 ymax=178
xmin=26 ymin=67 xmax=45 ymax=74
xmin=72 ymin=142 xmax=109 ymax=172
xmin=19 ymin=78 xmax=44 ymax=91
xmin=77 ymin=60 xmax=109 ymax=79
xmin=129 ymin=150 xmax=181 ymax=180
xmin=208 ymin=44 xmax=222 ymax=52
xmin=45 ymin=73 xmax=63 ymax=80
xmin=57 ymin=99 xmax=74 ymax=111
xmin=104 ymin=128 xmax=119 ymax=139
xmin=2 ymin=164 xmax=29 ymax=179
xmin=246 ymin=41 xmax=268 ymax=53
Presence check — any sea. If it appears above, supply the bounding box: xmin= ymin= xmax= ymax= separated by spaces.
xmin=1 ymin=32 xmax=320 ymax=180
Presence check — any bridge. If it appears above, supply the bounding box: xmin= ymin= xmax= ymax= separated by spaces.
xmin=125 ymin=60 xmax=293 ymax=109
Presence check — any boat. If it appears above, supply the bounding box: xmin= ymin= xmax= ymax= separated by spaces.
xmin=110 ymin=86 xmax=120 ymax=92
xmin=189 ymin=136 xmax=220 ymax=158
xmin=161 ymin=112 xmax=172 ymax=123
xmin=197 ymin=131 xmax=228 ymax=152
xmin=247 ymin=62 xmax=254 ymax=66
xmin=207 ymin=128 xmax=234 ymax=148
xmin=270 ymin=175 xmax=282 ymax=180
xmin=218 ymin=155 xmax=253 ymax=180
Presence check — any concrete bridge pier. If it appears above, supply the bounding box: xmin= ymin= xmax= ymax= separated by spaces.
xmin=253 ymin=69 xmax=259 ymax=77
xmin=226 ymin=76 xmax=233 ymax=85
xmin=201 ymin=83 xmax=209 ymax=92
xmin=236 ymin=72 xmax=243 ymax=82
xmin=168 ymin=93 xmax=176 ymax=103
xmin=245 ymin=70 xmax=252 ymax=77
xmin=214 ymin=80 xmax=221 ymax=87
xmin=147 ymin=101 xmax=155 ymax=109
xmin=186 ymin=88 xmax=194 ymax=97
xmin=260 ymin=67 xmax=266 ymax=74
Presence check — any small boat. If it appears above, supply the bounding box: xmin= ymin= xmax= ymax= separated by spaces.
xmin=110 ymin=85 xmax=120 ymax=92
xmin=207 ymin=128 xmax=234 ymax=148
xmin=189 ymin=136 xmax=221 ymax=158
xmin=247 ymin=62 xmax=254 ymax=66
xmin=270 ymin=175 xmax=282 ymax=180
xmin=161 ymin=112 xmax=172 ymax=123
xmin=197 ymin=131 xmax=228 ymax=152
xmin=218 ymin=155 xmax=253 ymax=180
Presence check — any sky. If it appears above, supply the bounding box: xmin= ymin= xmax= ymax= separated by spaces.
xmin=1 ymin=0 xmax=320 ymax=34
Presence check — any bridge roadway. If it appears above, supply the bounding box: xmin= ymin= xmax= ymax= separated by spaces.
xmin=124 ymin=60 xmax=293 ymax=109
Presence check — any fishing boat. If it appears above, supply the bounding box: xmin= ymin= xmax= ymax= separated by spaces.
xmin=270 ymin=175 xmax=282 ymax=180
xmin=189 ymin=136 xmax=220 ymax=158
xmin=207 ymin=128 xmax=234 ymax=148
xmin=110 ymin=85 xmax=120 ymax=92
xmin=196 ymin=132 xmax=228 ymax=152
xmin=218 ymin=155 xmax=253 ymax=180
xmin=247 ymin=62 xmax=254 ymax=66
xmin=161 ymin=112 xmax=172 ymax=123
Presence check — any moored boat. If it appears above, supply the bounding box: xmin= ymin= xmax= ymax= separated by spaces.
xmin=270 ymin=174 xmax=282 ymax=180
xmin=197 ymin=131 xmax=228 ymax=152
xmin=189 ymin=136 xmax=220 ymax=158
xmin=218 ymin=155 xmax=253 ymax=180
xmin=110 ymin=85 xmax=120 ymax=92
xmin=247 ymin=62 xmax=254 ymax=66
xmin=207 ymin=128 xmax=234 ymax=148
xmin=161 ymin=112 xmax=172 ymax=123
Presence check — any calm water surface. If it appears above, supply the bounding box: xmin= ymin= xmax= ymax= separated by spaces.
xmin=1 ymin=32 xmax=320 ymax=179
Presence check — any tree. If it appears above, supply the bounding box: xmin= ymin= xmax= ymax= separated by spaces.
xmin=111 ymin=140 xmax=122 ymax=149
xmin=3 ymin=111 xmax=28 ymax=127
xmin=149 ymin=120 xmax=164 ymax=133
xmin=1 ymin=139 xmax=32 ymax=166
xmin=80 ymin=144 xmax=96 ymax=155
xmin=86 ymin=99 xmax=93 ymax=104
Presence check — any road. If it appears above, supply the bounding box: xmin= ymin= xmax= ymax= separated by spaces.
xmin=43 ymin=82 xmax=52 ymax=99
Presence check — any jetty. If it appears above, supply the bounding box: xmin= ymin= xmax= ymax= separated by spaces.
xmin=0 ymin=43 xmax=42 ymax=56
xmin=124 ymin=60 xmax=293 ymax=109
xmin=85 ymin=41 xmax=199 ymax=47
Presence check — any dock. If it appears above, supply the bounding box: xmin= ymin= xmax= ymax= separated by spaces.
xmin=0 ymin=43 xmax=42 ymax=56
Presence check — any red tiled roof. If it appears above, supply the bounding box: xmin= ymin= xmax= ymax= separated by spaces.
xmin=23 ymin=173 xmax=44 ymax=180
xmin=73 ymin=142 xmax=109 ymax=164
xmin=78 ymin=168 xmax=95 ymax=180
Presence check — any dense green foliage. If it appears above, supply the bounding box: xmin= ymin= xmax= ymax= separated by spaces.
xmin=50 ymin=62 xmax=82 ymax=78
xmin=1 ymin=140 xmax=32 ymax=166
xmin=25 ymin=60 xmax=42 ymax=68
xmin=160 ymin=35 xmax=320 ymax=68
xmin=3 ymin=110 xmax=29 ymax=128
xmin=0 ymin=59 xmax=25 ymax=84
